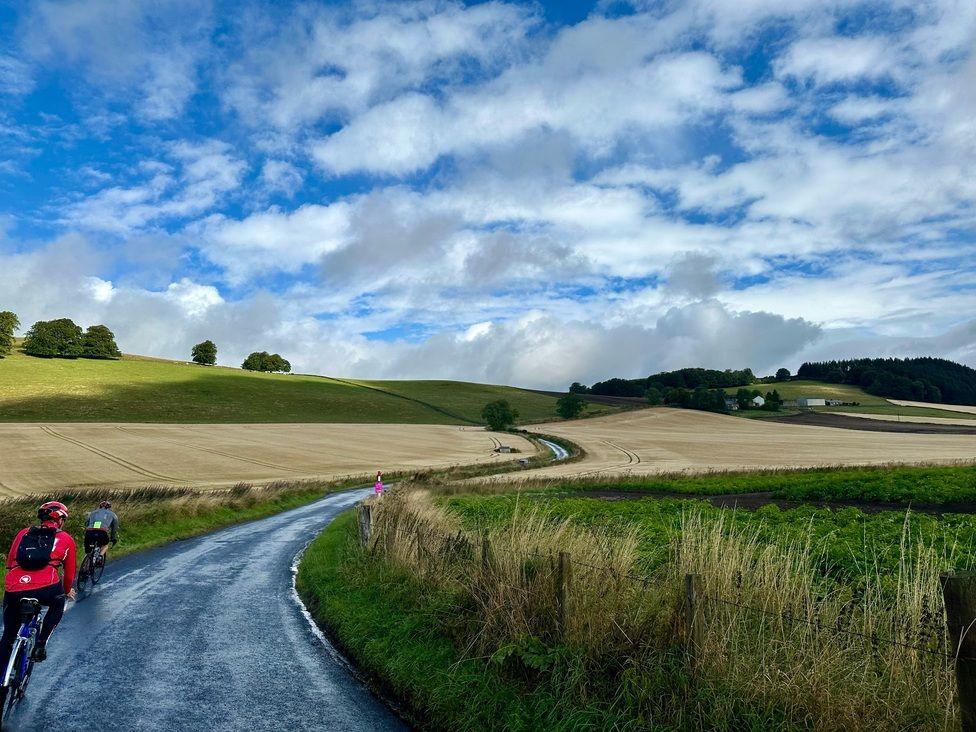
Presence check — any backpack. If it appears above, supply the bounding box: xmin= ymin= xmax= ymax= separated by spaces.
xmin=15 ymin=526 xmax=59 ymax=571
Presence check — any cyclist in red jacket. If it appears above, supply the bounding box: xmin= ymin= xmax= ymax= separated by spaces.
xmin=0 ymin=501 xmax=76 ymax=667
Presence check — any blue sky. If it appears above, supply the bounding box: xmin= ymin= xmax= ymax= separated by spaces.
xmin=0 ymin=0 xmax=974 ymax=388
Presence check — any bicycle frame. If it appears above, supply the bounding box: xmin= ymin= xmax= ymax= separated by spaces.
xmin=2 ymin=607 xmax=41 ymax=690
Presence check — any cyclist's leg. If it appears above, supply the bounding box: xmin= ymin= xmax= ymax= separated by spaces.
xmin=34 ymin=585 xmax=64 ymax=656
xmin=0 ymin=593 xmax=23 ymax=674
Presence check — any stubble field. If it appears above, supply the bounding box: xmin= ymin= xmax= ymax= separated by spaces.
xmin=0 ymin=423 xmax=536 ymax=495
xmin=514 ymin=407 xmax=976 ymax=478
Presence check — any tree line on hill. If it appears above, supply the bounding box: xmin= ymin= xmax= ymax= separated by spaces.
xmin=0 ymin=313 xmax=122 ymax=360
xmin=572 ymin=367 xmax=787 ymax=398
xmin=0 ymin=310 xmax=292 ymax=375
xmin=190 ymin=340 xmax=291 ymax=373
xmin=797 ymin=357 xmax=976 ymax=405
xmin=575 ymin=367 xmax=765 ymax=398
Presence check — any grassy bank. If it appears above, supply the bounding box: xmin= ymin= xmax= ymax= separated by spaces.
xmin=0 ymin=479 xmax=364 ymax=570
xmin=299 ymin=485 xmax=962 ymax=729
xmin=0 ymin=346 xmax=582 ymax=424
xmin=297 ymin=512 xmax=584 ymax=730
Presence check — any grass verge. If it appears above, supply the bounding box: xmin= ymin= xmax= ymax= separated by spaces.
xmin=298 ymin=486 xmax=961 ymax=729
xmin=296 ymin=512 xmax=587 ymax=730
xmin=0 ymin=478 xmax=365 ymax=573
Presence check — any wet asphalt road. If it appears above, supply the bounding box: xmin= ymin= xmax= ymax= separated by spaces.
xmin=6 ymin=488 xmax=406 ymax=732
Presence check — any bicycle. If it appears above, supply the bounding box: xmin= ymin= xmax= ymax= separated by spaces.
xmin=76 ymin=545 xmax=106 ymax=596
xmin=0 ymin=597 xmax=46 ymax=724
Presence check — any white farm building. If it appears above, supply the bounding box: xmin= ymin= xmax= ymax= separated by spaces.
xmin=751 ymin=395 xmax=765 ymax=407
xmin=797 ymin=397 xmax=826 ymax=407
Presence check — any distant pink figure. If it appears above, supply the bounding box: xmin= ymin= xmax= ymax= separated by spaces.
xmin=374 ymin=470 xmax=384 ymax=495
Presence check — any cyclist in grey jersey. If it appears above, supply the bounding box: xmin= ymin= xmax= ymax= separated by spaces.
xmin=85 ymin=501 xmax=119 ymax=566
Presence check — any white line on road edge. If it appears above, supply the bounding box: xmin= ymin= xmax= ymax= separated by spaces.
xmin=289 ymin=516 xmax=410 ymax=723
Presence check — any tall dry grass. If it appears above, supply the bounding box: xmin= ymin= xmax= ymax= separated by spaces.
xmin=363 ymin=485 xmax=959 ymax=730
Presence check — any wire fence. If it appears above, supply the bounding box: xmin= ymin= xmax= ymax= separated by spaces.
xmin=361 ymin=509 xmax=956 ymax=662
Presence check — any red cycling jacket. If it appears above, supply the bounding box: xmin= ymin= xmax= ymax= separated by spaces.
xmin=5 ymin=521 xmax=76 ymax=594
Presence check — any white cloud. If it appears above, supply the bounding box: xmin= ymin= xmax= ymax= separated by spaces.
xmin=776 ymin=36 xmax=896 ymax=84
xmin=22 ymin=0 xmax=212 ymax=120
xmin=260 ymin=160 xmax=304 ymax=197
xmin=313 ymin=49 xmax=741 ymax=175
xmin=63 ymin=139 xmax=245 ymax=233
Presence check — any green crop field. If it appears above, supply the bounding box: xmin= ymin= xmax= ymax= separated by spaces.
xmin=0 ymin=346 xmax=587 ymax=424
xmin=442 ymin=464 xmax=976 ymax=578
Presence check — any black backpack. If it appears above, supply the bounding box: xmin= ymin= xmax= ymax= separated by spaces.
xmin=15 ymin=526 xmax=58 ymax=571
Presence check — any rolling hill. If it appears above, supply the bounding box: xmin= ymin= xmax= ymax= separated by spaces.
xmin=0 ymin=347 xmax=603 ymax=425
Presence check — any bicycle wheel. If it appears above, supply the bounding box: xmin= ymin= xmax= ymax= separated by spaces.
xmin=1 ymin=643 xmax=24 ymax=722
xmin=92 ymin=554 xmax=105 ymax=584
xmin=77 ymin=553 xmax=94 ymax=594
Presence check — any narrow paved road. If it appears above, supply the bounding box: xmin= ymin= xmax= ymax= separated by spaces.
xmin=7 ymin=488 xmax=406 ymax=731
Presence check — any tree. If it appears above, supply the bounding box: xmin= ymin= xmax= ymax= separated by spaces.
xmin=81 ymin=324 xmax=121 ymax=359
xmin=645 ymin=386 xmax=662 ymax=406
xmin=556 ymin=393 xmax=586 ymax=419
xmin=22 ymin=318 xmax=84 ymax=358
xmin=568 ymin=382 xmax=589 ymax=394
xmin=0 ymin=311 xmax=19 ymax=357
xmin=482 ymin=400 xmax=518 ymax=431
xmin=191 ymin=340 xmax=218 ymax=366
xmin=736 ymin=388 xmax=753 ymax=410
xmin=762 ymin=389 xmax=783 ymax=411
xmin=775 ymin=368 xmax=791 ymax=381
xmin=242 ymin=351 xmax=291 ymax=372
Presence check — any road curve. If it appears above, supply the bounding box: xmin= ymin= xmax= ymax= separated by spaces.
xmin=7 ymin=489 xmax=406 ymax=732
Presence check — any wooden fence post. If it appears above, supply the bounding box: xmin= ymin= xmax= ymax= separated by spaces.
xmin=684 ymin=573 xmax=702 ymax=667
xmin=556 ymin=551 xmax=572 ymax=638
xmin=942 ymin=571 xmax=976 ymax=730
xmin=357 ymin=503 xmax=372 ymax=548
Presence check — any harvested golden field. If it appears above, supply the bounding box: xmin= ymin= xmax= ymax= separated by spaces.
xmin=525 ymin=408 xmax=976 ymax=478
xmin=888 ymin=399 xmax=976 ymax=415
xmin=0 ymin=423 xmax=535 ymax=496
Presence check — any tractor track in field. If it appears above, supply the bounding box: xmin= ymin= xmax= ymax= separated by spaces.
xmin=573 ymin=439 xmax=641 ymax=477
xmin=113 ymin=426 xmax=303 ymax=473
xmin=38 ymin=425 xmax=184 ymax=483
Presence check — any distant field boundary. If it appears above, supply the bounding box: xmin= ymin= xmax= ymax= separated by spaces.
xmin=322 ymin=375 xmax=480 ymax=424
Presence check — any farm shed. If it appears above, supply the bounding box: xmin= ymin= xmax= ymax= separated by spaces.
xmin=751 ymin=395 xmax=765 ymax=407
xmin=797 ymin=397 xmax=827 ymax=407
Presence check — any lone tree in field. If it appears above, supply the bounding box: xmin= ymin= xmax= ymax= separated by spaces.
xmin=775 ymin=367 xmax=791 ymax=381
xmin=81 ymin=324 xmax=121 ymax=359
xmin=482 ymin=400 xmax=518 ymax=431
xmin=22 ymin=318 xmax=84 ymax=358
xmin=556 ymin=392 xmax=586 ymax=419
xmin=0 ymin=311 xmax=19 ymax=357
xmin=191 ymin=340 xmax=217 ymax=366
xmin=242 ymin=351 xmax=291 ymax=373
xmin=645 ymin=386 xmax=662 ymax=405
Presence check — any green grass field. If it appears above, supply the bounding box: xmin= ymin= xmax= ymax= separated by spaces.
xmin=0 ymin=346 xmax=585 ymax=424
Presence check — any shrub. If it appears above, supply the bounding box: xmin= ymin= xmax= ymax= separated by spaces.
xmin=191 ymin=340 xmax=217 ymax=366
xmin=22 ymin=318 xmax=83 ymax=358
